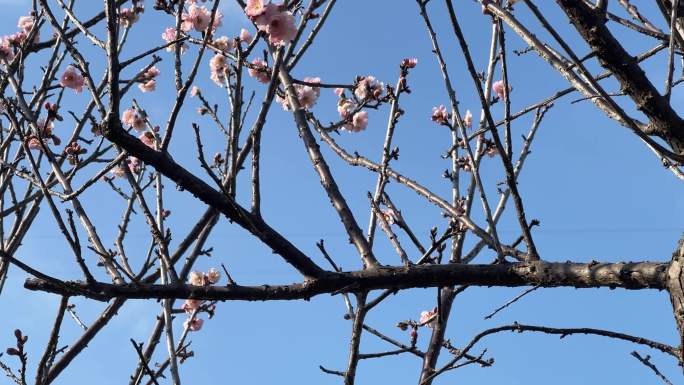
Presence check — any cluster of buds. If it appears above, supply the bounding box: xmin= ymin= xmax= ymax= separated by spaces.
xmin=26 ymin=118 xmax=60 ymax=151
xmin=138 ymin=66 xmax=160 ymax=93
xmin=5 ymin=329 xmax=28 ymax=360
xmin=398 ymin=57 xmax=418 ymax=93
xmin=64 ymin=142 xmax=87 ymax=165
xmin=431 ymin=105 xmax=449 ymax=125
xmin=118 ymin=3 xmax=145 ymax=27
xmin=478 ymin=136 xmax=499 ymax=158
xmin=354 ymin=75 xmax=384 ymax=101
xmin=181 ymin=268 xmax=222 ymax=331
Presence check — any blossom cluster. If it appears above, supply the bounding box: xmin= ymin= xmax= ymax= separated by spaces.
xmin=0 ymin=15 xmax=39 ymax=63
xmin=181 ymin=268 xmax=222 ymax=331
xmin=138 ymin=66 xmax=160 ymax=93
xmin=244 ymin=0 xmax=297 ymax=46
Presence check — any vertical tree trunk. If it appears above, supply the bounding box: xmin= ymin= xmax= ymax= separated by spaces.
xmin=667 ymin=234 xmax=684 ymax=369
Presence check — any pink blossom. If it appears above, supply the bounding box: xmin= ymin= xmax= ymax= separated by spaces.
xmin=0 ymin=38 xmax=14 ymax=63
xmin=17 ymin=16 xmax=34 ymax=32
xmin=122 ymin=108 xmax=146 ymax=131
xmin=260 ymin=9 xmax=297 ymax=46
xmin=342 ymin=110 xmax=368 ymax=133
xmin=205 ymin=268 xmax=221 ymax=284
xmin=184 ymin=317 xmax=204 ymax=331
xmin=248 ymin=58 xmax=270 ymax=83
xmin=337 ymin=99 xmax=355 ymax=120
xmin=139 ymin=132 xmax=156 ymax=148
xmin=189 ymin=271 xmax=204 ymax=286
xmin=182 ymin=299 xmax=203 ymax=313
xmin=190 ymin=86 xmax=200 ymax=97
xmin=419 ymin=308 xmax=437 ymax=328
xmin=334 ymin=87 xmax=344 ymax=97
xmin=212 ymin=11 xmax=223 ymax=30
xmin=213 ymin=36 xmax=235 ymax=52
xmin=463 ymin=110 xmax=473 ymax=129
xmin=354 ymin=76 xmax=384 ymax=100
xmin=182 ymin=5 xmax=212 ymax=32
xmin=492 ymin=80 xmax=511 ymax=100
xmin=138 ymin=79 xmax=156 ymax=93
xmin=59 ymin=66 xmax=85 ymax=93
xmin=431 ymin=105 xmax=449 ymax=125
xmin=245 ymin=0 xmax=268 ymax=17
xmin=162 ymin=27 xmax=188 ymax=53
xmin=278 ymin=76 xmax=320 ymax=110
xmin=240 ymin=28 xmax=252 ymax=44
xmin=209 ymin=54 xmax=229 ymax=86
xmin=144 ymin=66 xmax=160 ymax=79
xmin=26 ymin=136 xmax=43 ymax=150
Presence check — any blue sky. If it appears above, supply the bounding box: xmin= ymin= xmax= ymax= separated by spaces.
xmin=1 ymin=0 xmax=684 ymax=384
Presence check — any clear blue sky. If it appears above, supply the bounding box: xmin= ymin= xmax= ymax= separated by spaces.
xmin=1 ymin=1 xmax=684 ymax=384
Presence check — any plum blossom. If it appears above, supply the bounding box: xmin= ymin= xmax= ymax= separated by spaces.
xmin=17 ymin=16 xmax=39 ymax=43
xmin=182 ymin=299 xmax=203 ymax=313
xmin=184 ymin=317 xmax=204 ymax=331
xmin=182 ymin=5 xmax=212 ymax=32
xmin=419 ymin=308 xmax=438 ymax=328
xmin=213 ymin=36 xmax=235 ymax=52
xmin=354 ymin=76 xmax=384 ymax=100
xmin=206 ymin=268 xmax=221 ymax=284
xmin=0 ymin=38 xmax=15 ymax=63
xmin=277 ymin=77 xmax=320 ymax=110
xmin=431 ymin=105 xmax=449 ymax=125
xmin=59 ymin=66 xmax=85 ymax=93
xmin=139 ymin=131 xmax=156 ymax=148
xmin=189 ymin=271 xmax=204 ymax=286
xmin=338 ymin=102 xmax=369 ymax=132
xmin=248 ymin=58 xmax=270 ymax=83
xmin=209 ymin=54 xmax=229 ymax=86
xmin=334 ymin=87 xmax=344 ymax=97
xmin=162 ymin=27 xmax=188 ymax=53
xmin=190 ymin=86 xmax=200 ymax=97
xmin=492 ymin=79 xmax=511 ymax=100
xmin=260 ymin=9 xmax=297 ymax=46
xmin=247 ymin=2 xmax=297 ymax=46
xmin=122 ymin=108 xmax=146 ymax=131
xmin=240 ymin=28 xmax=252 ymax=44
xmin=245 ymin=0 xmax=267 ymax=17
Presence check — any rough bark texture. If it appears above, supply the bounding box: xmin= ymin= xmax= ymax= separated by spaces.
xmin=667 ymin=234 xmax=684 ymax=367
xmin=25 ymin=261 xmax=669 ymax=301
